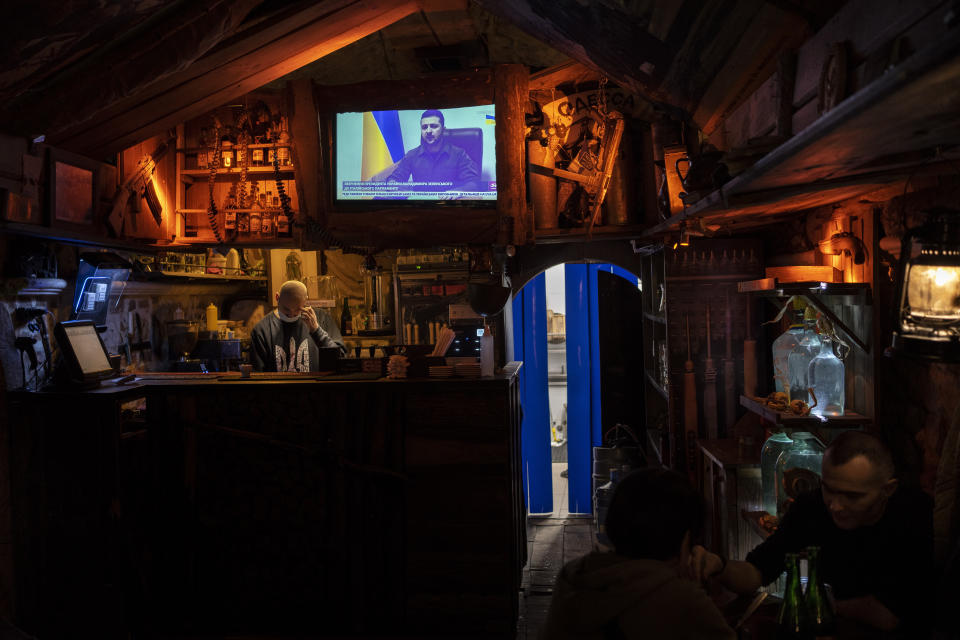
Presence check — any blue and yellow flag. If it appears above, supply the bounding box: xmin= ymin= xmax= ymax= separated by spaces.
xmin=361 ymin=110 xmax=405 ymax=180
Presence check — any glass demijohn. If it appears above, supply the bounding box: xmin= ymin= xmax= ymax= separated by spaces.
xmin=761 ymin=430 xmax=793 ymax=515
xmin=808 ymin=335 xmax=844 ymax=417
xmin=787 ymin=307 xmax=820 ymax=404
xmin=775 ymin=432 xmax=824 ymax=517
xmin=772 ymin=302 xmax=805 ymax=394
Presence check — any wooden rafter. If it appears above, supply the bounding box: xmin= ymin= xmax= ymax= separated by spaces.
xmin=48 ymin=0 xmax=420 ymax=158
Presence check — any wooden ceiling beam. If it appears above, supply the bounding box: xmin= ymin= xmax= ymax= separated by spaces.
xmin=473 ymin=0 xmax=674 ymax=105
xmin=50 ymin=0 xmax=420 ymax=158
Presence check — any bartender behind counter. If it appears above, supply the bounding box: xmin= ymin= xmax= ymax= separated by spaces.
xmin=251 ymin=280 xmax=346 ymax=372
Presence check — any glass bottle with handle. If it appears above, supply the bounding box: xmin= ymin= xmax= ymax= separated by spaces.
xmin=772 ymin=299 xmax=806 ymax=395
xmin=777 ymin=552 xmax=808 ymax=639
xmin=808 ymin=335 xmax=845 ymax=416
xmin=804 ymin=546 xmax=835 ymax=637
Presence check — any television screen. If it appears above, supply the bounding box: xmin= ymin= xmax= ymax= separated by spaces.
xmin=335 ymin=105 xmax=497 ymax=202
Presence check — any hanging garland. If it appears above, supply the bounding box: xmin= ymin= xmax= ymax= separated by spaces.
xmin=206 ymin=128 xmax=224 ymax=244
xmin=272 ymin=137 xmax=295 ymax=226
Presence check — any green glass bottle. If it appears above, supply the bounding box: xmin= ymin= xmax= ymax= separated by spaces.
xmin=777 ymin=552 xmax=808 ymax=639
xmin=804 ymin=546 xmax=835 ymax=637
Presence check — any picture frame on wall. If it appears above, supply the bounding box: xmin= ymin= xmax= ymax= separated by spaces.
xmin=47 ymin=147 xmax=100 ymax=232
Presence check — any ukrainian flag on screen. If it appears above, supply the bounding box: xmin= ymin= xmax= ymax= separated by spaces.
xmin=361 ymin=110 xmax=405 ymax=180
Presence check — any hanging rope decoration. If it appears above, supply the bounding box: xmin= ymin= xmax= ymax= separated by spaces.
xmin=206 ymin=129 xmax=224 ymax=244
xmin=271 ymin=137 xmax=295 ymax=226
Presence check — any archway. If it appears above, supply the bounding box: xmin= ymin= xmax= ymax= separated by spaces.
xmin=509 ymin=258 xmax=645 ymax=518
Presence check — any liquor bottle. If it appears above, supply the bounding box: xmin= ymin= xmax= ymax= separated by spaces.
xmin=808 ymin=335 xmax=845 ymax=416
xmin=787 ymin=307 xmax=821 ymax=404
xmin=252 ymin=136 xmax=264 ymax=166
xmin=223 ymin=191 xmax=236 ymax=232
xmin=277 ymin=205 xmax=290 ymax=237
xmin=761 ymin=430 xmax=793 ymax=515
xmin=221 ymin=135 xmax=234 ymax=169
xmin=777 ymin=552 xmax=807 ymax=639
xmin=278 ymin=117 xmax=292 ymax=166
xmin=261 ymin=202 xmax=274 ymax=239
xmin=340 ymin=297 xmax=353 ymax=336
xmin=772 ymin=299 xmax=806 ymax=395
xmin=249 ymin=192 xmax=262 ymax=236
xmin=804 ymin=546 xmax=835 ymax=637
xmin=775 ymin=432 xmax=824 ymax=517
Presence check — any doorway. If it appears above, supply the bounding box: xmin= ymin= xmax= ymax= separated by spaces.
xmin=511 ymin=263 xmax=644 ymax=519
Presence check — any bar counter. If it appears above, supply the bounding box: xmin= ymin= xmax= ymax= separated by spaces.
xmin=6 ymin=363 xmax=524 ymax=638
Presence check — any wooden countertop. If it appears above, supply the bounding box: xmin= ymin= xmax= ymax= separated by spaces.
xmin=13 ymin=361 xmax=522 ymax=397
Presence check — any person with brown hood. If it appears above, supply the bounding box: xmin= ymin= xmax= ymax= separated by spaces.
xmin=539 ymin=468 xmax=735 ymax=640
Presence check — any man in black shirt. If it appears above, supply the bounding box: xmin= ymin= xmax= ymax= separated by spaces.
xmin=386 ymin=109 xmax=480 ymax=191
xmin=250 ymin=280 xmax=345 ymax=372
xmin=688 ymin=431 xmax=933 ymax=635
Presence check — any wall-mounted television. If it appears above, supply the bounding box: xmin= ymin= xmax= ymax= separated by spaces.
xmin=334 ymin=105 xmax=497 ymax=205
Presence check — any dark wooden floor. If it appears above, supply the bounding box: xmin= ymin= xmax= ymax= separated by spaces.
xmin=516 ymin=463 xmax=600 ymax=640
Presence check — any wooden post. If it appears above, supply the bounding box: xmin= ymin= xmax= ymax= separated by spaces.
xmin=285 ymin=78 xmax=326 ymax=238
xmin=494 ymin=64 xmax=529 ymax=246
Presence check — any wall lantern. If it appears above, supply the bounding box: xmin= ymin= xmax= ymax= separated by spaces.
xmin=889 ymin=208 xmax=960 ymax=361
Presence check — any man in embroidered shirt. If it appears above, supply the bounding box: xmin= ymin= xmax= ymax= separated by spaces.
xmin=386 ymin=109 xmax=480 ymax=191
xmin=250 ymin=280 xmax=345 ymax=372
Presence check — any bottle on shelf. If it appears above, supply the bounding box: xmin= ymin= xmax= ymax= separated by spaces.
xmin=787 ymin=306 xmax=821 ymax=404
xmin=252 ymin=135 xmax=264 ymax=166
xmin=249 ymin=189 xmax=262 ymax=236
xmin=277 ymin=204 xmax=290 ymax=237
xmin=776 ymin=552 xmax=807 ymax=639
xmin=772 ymin=298 xmax=806 ymax=395
xmin=277 ymin=117 xmax=291 ymax=166
xmin=261 ymin=200 xmax=274 ymax=239
xmin=761 ymin=430 xmax=793 ymax=515
xmin=775 ymin=431 xmax=824 ymax=517
xmin=221 ymin=134 xmax=234 ymax=169
xmin=804 ymin=546 xmax=835 ymax=636
xmin=340 ymin=297 xmax=353 ymax=336
xmin=223 ymin=190 xmax=237 ymax=232
xmin=808 ymin=335 xmax=845 ymax=417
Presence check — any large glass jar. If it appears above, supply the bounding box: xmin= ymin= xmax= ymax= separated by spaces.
xmin=787 ymin=308 xmax=821 ymax=404
xmin=772 ymin=302 xmax=806 ymax=394
xmin=775 ymin=431 xmax=824 ymax=517
xmin=761 ymin=430 xmax=793 ymax=515
xmin=808 ymin=335 xmax=845 ymax=417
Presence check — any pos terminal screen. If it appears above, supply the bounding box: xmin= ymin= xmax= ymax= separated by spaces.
xmin=63 ymin=322 xmax=112 ymax=375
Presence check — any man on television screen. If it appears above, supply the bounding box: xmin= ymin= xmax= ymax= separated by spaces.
xmin=386 ymin=109 xmax=480 ymax=191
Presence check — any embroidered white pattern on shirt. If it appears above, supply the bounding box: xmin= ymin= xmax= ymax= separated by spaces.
xmin=275 ymin=337 xmax=310 ymax=372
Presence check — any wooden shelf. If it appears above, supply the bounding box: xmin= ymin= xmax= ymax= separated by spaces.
xmin=738 ymin=279 xmax=872 ymax=352
xmin=534 ymin=223 xmax=650 ymax=244
xmin=643 ymin=311 xmax=666 ymax=324
xmin=737 ymin=279 xmax=871 ymax=297
xmin=698 ymin=438 xmax=760 ymax=468
xmin=180 ymin=166 xmax=294 ymax=177
xmin=644 ymin=371 xmax=669 ymax=400
xmin=141 ymin=272 xmax=266 ymax=283
xmin=739 ymin=394 xmax=872 ymax=428
xmin=177 ymin=143 xmax=293 ymax=152
xmin=644 ymin=28 xmax=960 ymax=235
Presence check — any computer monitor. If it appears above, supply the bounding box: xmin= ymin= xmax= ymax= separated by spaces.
xmin=54 ymin=320 xmax=115 ymax=384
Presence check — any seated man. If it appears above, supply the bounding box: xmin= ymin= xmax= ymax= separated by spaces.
xmin=386 ymin=109 xmax=480 ymax=191
xmin=251 ymin=280 xmax=345 ymax=372
xmin=540 ymin=468 xmax=736 ymax=639
xmin=689 ymin=430 xmax=933 ymax=636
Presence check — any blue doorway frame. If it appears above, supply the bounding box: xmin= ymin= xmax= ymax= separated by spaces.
xmin=512 ymin=264 xmax=639 ymax=516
